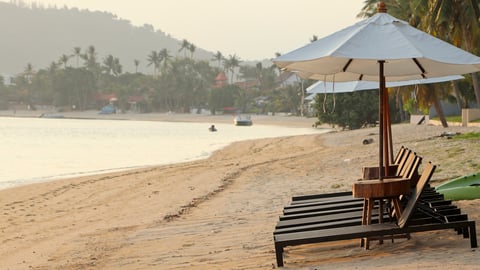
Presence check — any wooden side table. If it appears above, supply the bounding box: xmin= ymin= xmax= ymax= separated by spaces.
xmin=353 ymin=178 xmax=411 ymax=225
xmin=353 ymin=178 xmax=411 ymax=248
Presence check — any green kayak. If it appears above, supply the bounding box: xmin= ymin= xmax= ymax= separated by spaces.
xmin=435 ymin=172 xmax=480 ymax=201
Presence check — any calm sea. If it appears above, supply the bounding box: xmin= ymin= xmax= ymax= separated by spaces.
xmin=0 ymin=117 xmax=329 ymax=190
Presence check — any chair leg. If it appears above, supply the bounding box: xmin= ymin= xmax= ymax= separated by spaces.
xmin=469 ymin=223 xmax=478 ymax=248
xmin=275 ymin=243 xmax=284 ymax=267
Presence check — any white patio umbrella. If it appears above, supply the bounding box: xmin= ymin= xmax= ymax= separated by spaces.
xmin=274 ymin=2 xmax=480 ymax=179
xmin=306 ymin=75 xmax=464 ymax=94
xmin=306 ymin=75 xmax=464 ymax=163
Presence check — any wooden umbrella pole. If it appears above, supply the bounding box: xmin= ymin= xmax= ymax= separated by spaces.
xmin=386 ymin=91 xmax=394 ymax=164
xmin=378 ymin=60 xmax=385 ymax=180
xmin=383 ymin=85 xmax=390 ymax=176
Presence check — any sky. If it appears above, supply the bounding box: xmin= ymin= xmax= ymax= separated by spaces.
xmin=5 ymin=0 xmax=366 ymax=61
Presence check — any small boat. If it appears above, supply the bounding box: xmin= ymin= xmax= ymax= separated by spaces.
xmin=234 ymin=115 xmax=252 ymax=126
xmin=99 ymin=104 xmax=116 ymax=114
xmin=435 ymin=172 xmax=480 ymax=200
xmin=209 ymin=125 xmax=217 ymax=132
xmin=39 ymin=113 xmax=64 ymax=118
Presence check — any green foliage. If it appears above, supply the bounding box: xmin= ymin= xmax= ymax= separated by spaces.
xmin=313 ymin=90 xmax=378 ymax=130
xmin=52 ymin=67 xmax=96 ymax=110
xmin=454 ymin=132 xmax=480 ymax=140
xmin=330 ymin=183 xmax=344 ymax=189
xmin=209 ymin=84 xmax=240 ymax=114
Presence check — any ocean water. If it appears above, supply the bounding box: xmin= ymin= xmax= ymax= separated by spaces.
xmin=0 ymin=117 xmax=329 ymax=190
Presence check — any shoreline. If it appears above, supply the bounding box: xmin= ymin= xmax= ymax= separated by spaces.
xmin=0 ymin=111 xmax=331 ymax=192
xmin=0 ymin=110 xmax=323 ymax=128
xmin=0 ymin=112 xmax=479 ymax=269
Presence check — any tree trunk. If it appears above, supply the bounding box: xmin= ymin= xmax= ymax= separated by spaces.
xmin=472 ymin=73 xmax=480 ymax=107
xmin=395 ymin=88 xmax=404 ymax=122
xmin=300 ymin=80 xmax=305 ymax=117
xmin=431 ymin=90 xmax=448 ymax=128
xmin=451 ymin=80 xmax=464 ymax=110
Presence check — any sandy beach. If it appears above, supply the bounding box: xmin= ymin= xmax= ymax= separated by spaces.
xmin=1 ymin=112 xmax=479 ymax=269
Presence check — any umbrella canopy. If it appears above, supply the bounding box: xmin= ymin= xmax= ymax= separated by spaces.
xmin=274 ymin=2 xmax=480 ymax=179
xmin=274 ymin=8 xmax=480 ymax=82
xmin=306 ymin=75 xmax=464 ymax=94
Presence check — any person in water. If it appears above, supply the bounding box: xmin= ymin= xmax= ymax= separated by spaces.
xmin=209 ymin=125 xmax=217 ymax=132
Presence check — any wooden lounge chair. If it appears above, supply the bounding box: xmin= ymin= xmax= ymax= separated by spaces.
xmin=276 ymin=159 xmax=424 ymax=234
xmin=286 ymin=147 xmax=416 ymax=207
xmin=276 ymin=153 xmax=423 ymax=238
xmin=273 ymin=163 xmax=477 ymax=267
xmin=281 ymin=152 xmax=422 ymax=218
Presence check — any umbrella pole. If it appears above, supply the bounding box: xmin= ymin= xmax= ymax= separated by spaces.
xmin=384 ymin=86 xmax=390 ymax=175
xmin=378 ymin=60 xmax=385 ymax=180
xmin=386 ymin=94 xmax=394 ymax=164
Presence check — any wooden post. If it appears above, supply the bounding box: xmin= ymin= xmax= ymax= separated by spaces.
xmin=378 ymin=60 xmax=385 ymax=180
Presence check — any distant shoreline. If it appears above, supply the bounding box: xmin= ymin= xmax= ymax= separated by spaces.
xmin=0 ymin=110 xmax=324 ymax=129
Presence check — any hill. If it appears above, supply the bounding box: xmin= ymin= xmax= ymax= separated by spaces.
xmin=0 ymin=2 xmax=217 ymax=75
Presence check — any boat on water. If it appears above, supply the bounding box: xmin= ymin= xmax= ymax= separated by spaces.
xmin=435 ymin=172 xmax=480 ymax=200
xmin=234 ymin=115 xmax=252 ymax=126
xmin=39 ymin=113 xmax=64 ymax=118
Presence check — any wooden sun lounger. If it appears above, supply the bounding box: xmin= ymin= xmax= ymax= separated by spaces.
xmin=282 ymin=153 xmax=422 ymax=219
xmin=287 ymin=147 xmax=419 ymax=208
xmin=278 ymin=152 xmax=424 ymax=233
xmin=287 ymin=147 xmax=408 ymax=205
xmin=277 ymin=159 xmax=426 ymax=234
xmin=273 ymin=163 xmax=478 ymax=267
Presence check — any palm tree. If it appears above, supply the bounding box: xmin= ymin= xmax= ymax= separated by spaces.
xmin=147 ymin=50 xmax=161 ymax=76
xmin=103 ymin=54 xmax=116 ymax=75
xmin=188 ymin=43 xmax=196 ymax=58
xmin=82 ymin=45 xmax=100 ymax=73
xmin=24 ymin=63 xmax=35 ymax=81
xmin=58 ymin=54 xmax=71 ymax=69
xmin=47 ymin=61 xmax=58 ymax=72
xmin=424 ymin=0 xmax=480 ymax=107
xmin=178 ymin=39 xmax=190 ymax=58
xmin=72 ymin=47 xmax=81 ymax=67
xmin=359 ymin=0 xmax=458 ymax=127
xmin=158 ymin=48 xmax=172 ymax=73
xmin=134 ymin=59 xmax=140 ymax=73
xmin=113 ymin=57 xmax=122 ymax=76
xmin=223 ymin=54 xmax=241 ymax=83
xmin=212 ymin=51 xmax=224 ymax=69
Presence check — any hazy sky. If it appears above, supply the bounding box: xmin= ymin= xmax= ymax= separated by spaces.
xmin=7 ymin=0 xmax=365 ymax=60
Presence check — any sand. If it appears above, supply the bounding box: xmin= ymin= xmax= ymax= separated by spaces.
xmin=0 ymin=112 xmax=479 ymax=269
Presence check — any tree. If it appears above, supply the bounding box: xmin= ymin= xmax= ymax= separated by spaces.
xmin=209 ymin=84 xmax=240 ymax=114
xmin=223 ymin=54 xmax=241 ymax=83
xmin=52 ymin=68 xmax=96 ymax=110
xmin=103 ymin=54 xmax=115 ymax=75
xmin=146 ymin=50 xmax=160 ymax=76
xmin=158 ymin=48 xmax=172 ymax=73
xmin=72 ymin=46 xmax=81 ymax=67
xmin=47 ymin=61 xmax=59 ymax=74
xmin=358 ymin=0 xmax=458 ymax=127
xmin=424 ymin=0 xmax=480 ymax=108
xmin=58 ymin=54 xmax=71 ymax=69
xmin=103 ymin=54 xmax=122 ymax=76
xmin=178 ymin=39 xmax=190 ymax=58
xmin=212 ymin=51 xmax=223 ymax=68
xmin=188 ymin=43 xmax=196 ymax=58
xmin=314 ymin=90 xmax=378 ymax=129
xmin=82 ymin=45 xmax=101 ymax=74
xmin=134 ymin=59 xmax=140 ymax=73
xmin=24 ymin=63 xmax=35 ymax=78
